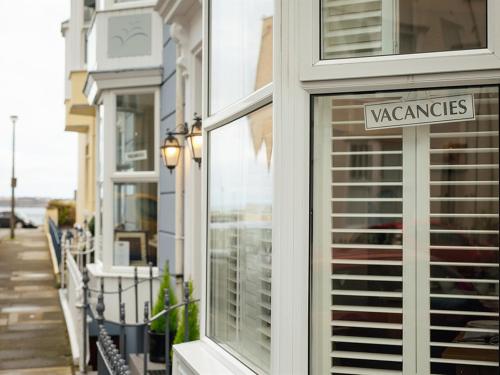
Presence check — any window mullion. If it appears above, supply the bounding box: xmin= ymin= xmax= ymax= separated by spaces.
xmin=415 ymin=125 xmax=431 ymax=374
xmin=402 ymin=126 xmax=417 ymax=373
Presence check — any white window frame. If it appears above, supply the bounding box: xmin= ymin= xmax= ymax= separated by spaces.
xmin=300 ymin=0 xmax=500 ymax=81
xmin=274 ymin=1 xmax=500 ymax=375
xmin=196 ymin=1 xmax=500 ymax=374
xmin=102 ymin=0 xmax=156 ymax=11
xmin=99 ymin=87 xmax=160 ymax=274
xmin=200 ymin=0 xmax=274 ymax=373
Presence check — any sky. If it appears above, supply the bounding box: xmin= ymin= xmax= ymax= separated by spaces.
xmin=0 ymin=0 xmax=75 ymax=199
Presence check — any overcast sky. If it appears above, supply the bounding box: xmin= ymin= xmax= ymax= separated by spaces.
xmin=0 ymin=0 xmax=75 ymax=199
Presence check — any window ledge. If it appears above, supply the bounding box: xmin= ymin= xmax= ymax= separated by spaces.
xmin=87 ymin=262 xmax=158 ymax=279
xmin=173 ymin=339 xmax=256 ymax=375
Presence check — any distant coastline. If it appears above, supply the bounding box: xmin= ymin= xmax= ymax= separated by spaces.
xmin=0 ymin=197 xmax=51 ymax=208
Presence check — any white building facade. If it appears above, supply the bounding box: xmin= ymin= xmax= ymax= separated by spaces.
xmin=62 ymin=0 xmax=500 ymax=373
xmin=167 ymin=0 xmax=500 ymax=375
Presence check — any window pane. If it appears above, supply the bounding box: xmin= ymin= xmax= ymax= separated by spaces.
xmin=209 ymin=0 xmax=273 ymax=115
xmin=113 ymin=182 xmax=157 ymax=266
xmin=116 ymin=94 xmax=155 ymax=172
xmin=312 ymin=87 xmax=499 ymax=374
xmin=312 ymin=94 xmax=404 ymax=374
xmin=321 ymin=0 xmax=487 ymax=60
xmin=208 ymin=104 xmax=273 ymax=373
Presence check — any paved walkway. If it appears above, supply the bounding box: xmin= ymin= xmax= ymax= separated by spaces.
xmin=0 ymin=228 xmax=72 ymax=374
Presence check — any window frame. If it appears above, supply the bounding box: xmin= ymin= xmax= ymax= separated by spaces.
xmin=98 ymin=87 xmax=160 ymax=273
xmin=299 ymin=0 xmax=500 ymax=81
xmin=201 ymin=0 xmax=274 ymax=373
xmin=309 ymin=84 xmax=500 ymax=374
xmin=201 ymin=0 xmax=500 ymax=374
xmin=274 ymin=1 xmax=500 ymax=374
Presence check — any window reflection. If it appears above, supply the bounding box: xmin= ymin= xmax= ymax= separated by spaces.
xmin=116 ymin=94 xmax=155 ymax=172
xmin=313 ymin=87 xmax=499 ymax=374
xmin=321 ymin=0 xmax=487 ymax=60
xmin=208 ymin=104 xmax=272 ymax=372
xmin=210 ymin=0 xmax=273 ymax=114
xmin=113 ymin=183 xmax=157 ymax=266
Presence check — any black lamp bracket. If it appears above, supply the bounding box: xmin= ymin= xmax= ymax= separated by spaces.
xmin=165 ymin=122 xmax=189 ymax=137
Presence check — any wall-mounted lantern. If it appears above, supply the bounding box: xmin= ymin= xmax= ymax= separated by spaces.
xmin=160 ymin=114 xmax=203 ymax=172
xmin=186 ymin=115 xmax=202 ymax=167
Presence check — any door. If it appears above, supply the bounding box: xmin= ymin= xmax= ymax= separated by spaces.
xmin=311 ymin=86 xmax=499 ymax=375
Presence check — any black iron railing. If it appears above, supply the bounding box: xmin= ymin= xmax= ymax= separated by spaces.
xmin=83 ymin=269 xmax=198 ymax=375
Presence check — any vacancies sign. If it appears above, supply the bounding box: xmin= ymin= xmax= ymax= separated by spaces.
xmin=364 ymin=94 xmax=475 ymax=130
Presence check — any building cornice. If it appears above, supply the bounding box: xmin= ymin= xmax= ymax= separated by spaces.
xmin=155 ymin=0 xmax=200 ymax=24
xmin=84 ymin=66 xmax=163 ymax=105
xmin=60 ymin=19 xmax=69 ymax=37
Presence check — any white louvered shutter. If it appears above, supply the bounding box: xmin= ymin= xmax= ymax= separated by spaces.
xmin=322 ymin=0 xmax=396 ymax=59
xmin=426 ymin=89 xmax=499 ymax=374
xmin=327 ymin=96 xmax=405 ymax=374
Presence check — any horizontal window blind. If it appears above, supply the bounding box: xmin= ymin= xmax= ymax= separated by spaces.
xmin=322 ymin=0 xmax=388 ymax=59
xmin=329 ymin=97 xmax=404 ymax=375
xmin=428 ymin=89 xmax=499 ymax=375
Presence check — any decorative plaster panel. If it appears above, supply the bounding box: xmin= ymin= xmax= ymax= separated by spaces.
xmin=108 ymin=14 xmax=152 ymax=58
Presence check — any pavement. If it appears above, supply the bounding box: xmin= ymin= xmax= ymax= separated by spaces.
xmin=0 ymin=228 xmax=73 ymax=374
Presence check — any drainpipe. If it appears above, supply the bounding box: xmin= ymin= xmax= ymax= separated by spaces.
xmin=171 ymin=23 xmax=186 ymax=290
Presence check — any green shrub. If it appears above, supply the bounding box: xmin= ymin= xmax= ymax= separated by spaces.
xmin=87 ymin=216 xmax=95 ymax=236
xmin=173 ymin=281 xmax=199 ymax=344
xmin=150 ymin=262 xmax=178 ymax=334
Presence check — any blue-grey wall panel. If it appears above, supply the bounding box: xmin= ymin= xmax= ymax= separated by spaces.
xmin=163 ymin=40 xmax=176 ymax=80
xmin=158 ymin=232 xmax=176 ymax=273
xmin=159 ymin=193 xmax=176 ymax=234
xmin=161 ymin=77 xmax=176 ymax=119
xmin=163 ymin=24 xmax=171 ymax=46
xmin=160 ymin=111 xmax=176 ymax=139
xmin=158 ymin=23 xmax=177 ymax=274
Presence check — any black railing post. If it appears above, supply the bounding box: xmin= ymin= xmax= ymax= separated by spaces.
xmin=134 ymin=267 xmax=138 ymax=323
xmin=143 ymin=302 xmax=149 ymax=375
xmin=118 ymin=276 xmax=123 ymax=315
xmin=120 ymin=302 xmax=126 ymax=362
xmin=184 ymin=281 xmax=190 ymax=342
xmin=82 ymin=268 xmax=89 ymax=374
xmin=149 ymin=262 xmax=153 ymax=317
xmin=165 ymin=289 xmax=170 ymax=375
xmin=96 ymin=290 xmax=105 ymax=327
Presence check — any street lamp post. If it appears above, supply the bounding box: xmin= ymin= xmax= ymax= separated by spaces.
xmin=10 ymin=115 xmax=18 ymax=239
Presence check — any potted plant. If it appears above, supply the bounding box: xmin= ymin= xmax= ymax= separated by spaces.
xmin=149 ymin=262 xmax=178 ymax=363
xmin=173 ymin=280 xmax=200 ymax=345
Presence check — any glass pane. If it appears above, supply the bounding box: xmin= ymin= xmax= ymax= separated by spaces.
xmin=209 ymin=0 xmax=273 ymax=114
xmin=208 ymin=104 xmax=272 ymax=373
xmin=321 ymin=0 xmax=487 ymax=60
xmin=116 ymin=94 xmax=155 ymax=172
xmin=113 ymin=182 xmax=157 ymax=266
xmin=428 ymin=87 xmax=499 ymax=370
xmin=312 ymin=94 xmax=404 ymax=374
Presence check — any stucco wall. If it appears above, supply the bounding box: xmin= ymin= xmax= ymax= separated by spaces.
xmin=158 ymin=23 xmax=177 ymax=274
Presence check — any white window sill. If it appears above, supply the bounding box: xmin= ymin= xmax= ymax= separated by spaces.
xmin=86 ymin=262 xmax=159 ymax=279
xmin=173 ymin=338 xmax=256 ymax=375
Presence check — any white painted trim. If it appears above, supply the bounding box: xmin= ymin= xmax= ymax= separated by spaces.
xmin=300 ymin=0 xmax=500 ymax=81
xmin=402 ymin=127 xmax=417 ymax=373
xmin=58 ymin=289 xmax=80 ymax=366
xmin=98 ymin=88 xmax=160 ymax=272
xmin=173 ymin=338 xmax=258 ymax=375
xmin=45 ymin=228 xmax=60 ymax=275
xmin=203 ymin=84 xmax=273 ymax=131
xmin=87 ymin=261 xmax=159 ymax=278
xmin=85 ymin=67 xmax=162 ymax=105
xmin=415 ymin=125 xmax=431 ymax=374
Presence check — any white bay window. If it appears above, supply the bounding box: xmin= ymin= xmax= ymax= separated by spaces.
xmin=95 ymin=89 xmax=159 ymax=271
xmin=175 ymin=0 xmax=500 ymax=374
xmin=200 ymin=0 xmax=274 ymax=374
